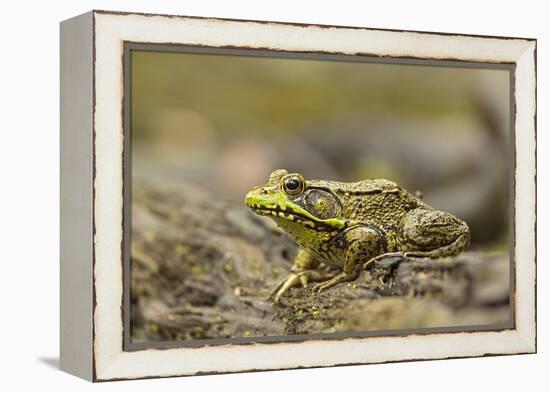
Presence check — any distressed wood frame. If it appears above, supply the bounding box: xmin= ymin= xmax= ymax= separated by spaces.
xmin=60 ymin=10 xmax=537 ymax=382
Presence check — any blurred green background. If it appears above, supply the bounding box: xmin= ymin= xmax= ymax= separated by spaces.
xmin=131 ymin=49 xmax=510 ymax=249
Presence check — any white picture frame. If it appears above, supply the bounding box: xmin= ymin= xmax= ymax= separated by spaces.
xmin=60 ymin=10 xmax=536 ymax=381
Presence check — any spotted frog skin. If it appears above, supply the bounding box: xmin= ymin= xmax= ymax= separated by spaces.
xmin=246 ymin=169 xmax=471 ymax=303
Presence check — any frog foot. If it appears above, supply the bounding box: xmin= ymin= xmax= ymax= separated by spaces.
xmin=312 ymin=271 xmax=358 ymax=293
xmin=268 ymin=270 xmax=336 ymax=304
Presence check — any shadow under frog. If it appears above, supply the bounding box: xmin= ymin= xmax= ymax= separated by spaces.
xmin=246 ymin=169 xmax=471 ymax=303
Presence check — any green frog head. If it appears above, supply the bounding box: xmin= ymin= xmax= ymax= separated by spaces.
xmin=246 ymin=169 xmax=347 ymax=243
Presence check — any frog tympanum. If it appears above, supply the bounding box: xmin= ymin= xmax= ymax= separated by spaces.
xmin=246 ymin=169 xmax=470 ymax=303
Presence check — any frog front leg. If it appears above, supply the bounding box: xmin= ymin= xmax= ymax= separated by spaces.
xmin=268 ymin=248 xmax=335 ymax=303
xmin=313 ymin=226 xmax=384 ymax=293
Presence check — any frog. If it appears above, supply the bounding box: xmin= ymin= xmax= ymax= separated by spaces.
xmin=245 ymin=169 xmax=471 ymax=303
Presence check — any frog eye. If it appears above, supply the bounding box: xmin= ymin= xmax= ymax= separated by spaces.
xmin=282 ymin=175 xmax=305 ymax=196
xmin=304 ymin=189 xmax=340 ymax=219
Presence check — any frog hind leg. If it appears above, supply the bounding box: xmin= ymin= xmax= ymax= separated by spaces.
xmin=268 ymin=248 xmax=335 ymax=303
xmin=396 ymin=208 xmax=471 ymax=258
xmin=313 ymin=226 xmax=384 ymax=293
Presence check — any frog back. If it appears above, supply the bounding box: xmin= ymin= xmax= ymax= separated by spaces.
xmin=327 ymin=178 xmax=425 ymax=230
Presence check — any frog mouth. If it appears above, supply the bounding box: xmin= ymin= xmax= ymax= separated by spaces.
xmin=248 ymin=204 xmax=314 ymax=223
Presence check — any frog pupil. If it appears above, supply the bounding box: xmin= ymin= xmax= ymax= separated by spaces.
xmin=286 ymin=178 xmax=300 ymax=190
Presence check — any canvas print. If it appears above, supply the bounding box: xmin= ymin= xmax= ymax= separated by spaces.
xmin=127 ymin=48 xmax=512 ymax=346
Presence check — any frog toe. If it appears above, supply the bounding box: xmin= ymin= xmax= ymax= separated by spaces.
xmin=267 ymin=273 xmax=302 ymax=303
xmin=313 ymin=282 xmax=332 ymax=293
xmin=312 ymin=274 xmax=342 ymax=293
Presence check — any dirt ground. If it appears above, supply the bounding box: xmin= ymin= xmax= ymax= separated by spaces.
xmin=130 ymin=178 xmax=511 ymax=344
